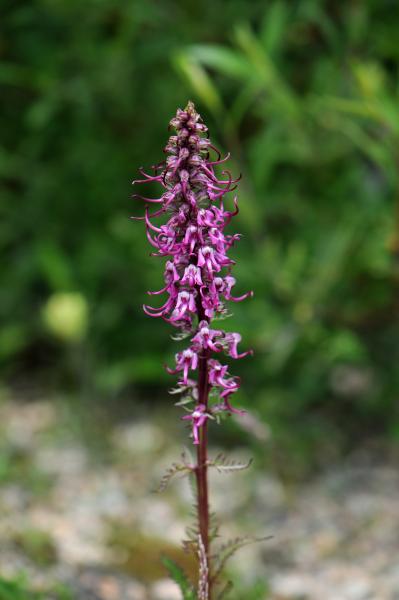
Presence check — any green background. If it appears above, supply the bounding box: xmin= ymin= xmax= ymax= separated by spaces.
xmin=2 ymin=0 xmax=399 ymax=473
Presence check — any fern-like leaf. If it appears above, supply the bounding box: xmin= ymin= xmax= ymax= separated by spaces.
xmin=161 ymin=557 xmax=196 ymax=600
xmin=209 ymin=511 xmax=221 ymax=543
xmin=182 ymin=538 xmax=198 ymax=557
xmin=156 ymin=452 xmax=194 ymax=492
xmin=208 ymin=453 xmax=253 ymax=474
xmin=211 ymin=535 xmax=272 ymax=585
xmin=216 ymin=580 xmax=233 ymax=600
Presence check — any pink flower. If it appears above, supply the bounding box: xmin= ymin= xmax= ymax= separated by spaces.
xmin=181 ymin=264 xmax=203 ymax=287
xmin=169 ymin=290 xmax=197 ymax=322
xmin=182 ymin=404 xmax=209 ymax=444
xmin=167 ymin=348 xmax=199 ymax=384
xmin=192 ymin=321 xmax=223 ymax=352
xmin=197 ymin=246 xmax=221 ymax=275
xmin=134 ymin=101 xmax=253 ymax=440
xmin=208 ymin=359 xmax=239 ymax=392
xmin=224 ymin=332 xmax=253 ymax=359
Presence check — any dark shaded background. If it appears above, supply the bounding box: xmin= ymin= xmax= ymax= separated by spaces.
xmin=2 ymin=0 xmax=399 ymax=476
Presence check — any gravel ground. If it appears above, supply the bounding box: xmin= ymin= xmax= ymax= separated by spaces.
xmin=0 ymin=398 xmax=398 ymax=599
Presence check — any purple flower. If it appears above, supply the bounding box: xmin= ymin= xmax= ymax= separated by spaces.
xmin=133 ymin=101 xmax=253 ymax=442
xmin=167 ymin=348 xmax=199 ymax=384
xmin=192 ymin=321 xmax=223 ymax=352
xmin=224 ymin=332 xmax=253 ymax=359
xmin=208 ymin=359 xmax=239 ymax=393
xmin=182 ymin=404 xmax=210 ymax=445
xmin=181 ymin=264 xmax=203 ymax=287
xmin=169 ymin=290 xmax=197 ymax=322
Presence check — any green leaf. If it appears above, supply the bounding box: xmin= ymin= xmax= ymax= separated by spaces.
xmin=216 ymin=580 xmax=233 ymax=600
xmin=186 ymin=45 xmax=250 ymax=79
xmin=260 ymin=1 xmax=289 ymax=55
xmin=173 ymin=52 xmax=224 ymax=117
xmin=161 ymin=557 xmax=196 ymax=600
xmin=233 ymin=23 xmax=299 ymax=117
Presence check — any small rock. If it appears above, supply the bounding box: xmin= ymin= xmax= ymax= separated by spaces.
xmin=35 ymin=445 xmax=88 ymax=477
xmin=150 ymin=578 xmax=182 ymax=600
xmin=113 ymin=423 xmax=165 ymax=456
xmin=342 ymin=579 xmax=372 ymax=600
xmin=271 ymin=572 xmax=310 ymax=598
xmin=77 ymin=570 xmax=147 ymax=600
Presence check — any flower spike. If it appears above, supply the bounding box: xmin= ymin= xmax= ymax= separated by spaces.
xmin=133 ymin=101 xmax=254 ymax=594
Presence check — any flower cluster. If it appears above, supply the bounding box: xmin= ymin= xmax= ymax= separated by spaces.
xmin=133 ymin=101 xmax=252 ymax=444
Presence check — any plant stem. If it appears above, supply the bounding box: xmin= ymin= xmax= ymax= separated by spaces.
xmin=197 ymin=357 xmax=209 ymax=540
xmin=196 ymin=349 xmax=211 ymax=596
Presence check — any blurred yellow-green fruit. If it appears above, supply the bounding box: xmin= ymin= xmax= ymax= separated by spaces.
xmin=42 ymin=292 xmax=88 ymax=343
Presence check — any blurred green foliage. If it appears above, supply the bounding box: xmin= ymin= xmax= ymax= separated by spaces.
xmin=0 ymin=574 xmax=71 ymax=600
xmin=0 ymin=576 xmax=42 ymax=600
xmin=1 ymin=1 xmax=399 ymax=465
xmin=0 ymin=438 xmax=52 ymax=496
xmin=13 ymin=528 xmax=58 ymax=568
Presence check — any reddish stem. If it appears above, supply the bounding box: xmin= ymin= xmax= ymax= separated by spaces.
xmin=195 ymin=301 xmax=211 ymax=597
